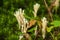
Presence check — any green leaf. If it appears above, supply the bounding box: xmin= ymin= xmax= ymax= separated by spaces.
xmin=51 ymin=20 xmax=60 ymax=27
xmin=24 ymin=14 xmax=33 ymax=20
xmin=28 ymin=27 xmax=35 ymax=32
xmin=47 ymin=26 xmax=54 ymax=32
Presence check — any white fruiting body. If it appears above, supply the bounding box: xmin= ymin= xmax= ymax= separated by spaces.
xmin=23 ymin=18 xmax=28 ymax=33
xmin=54 ymin=0 xmax=59 ymax=13
xmin=33 ymin=3 xmax=40 ymax=17
xmin=33 ymin=3 xmax=40 ymax=36
xmin=14 ymin=8 xmax=28 ymax=33
xmin=14 ymin=8 xmax=28 ymax=40
xmin=19 ymin=35 xmax=23 ymax=40
xmin=41 ymin=17 xmax=48 ymax=39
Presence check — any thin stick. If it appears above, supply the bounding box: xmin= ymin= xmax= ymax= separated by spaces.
xmin=44 ymin=0 xmax=56 ymax=21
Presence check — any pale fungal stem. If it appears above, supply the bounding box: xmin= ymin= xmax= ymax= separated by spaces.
xmin=14 ymin=8 xmax=28 ymax=33
xmin=35 ymin=25 xmax=38 ymax=36
xmin=23 ymin=18 xmax=28 ymax=33
xmin=33 ymin=3 xmax=40 ymax=36
xmin=19 ymin=35 xmax=23 ymax=40
xmin=14 ymin=8 xmax=29 ymax=40
xmin=41 ymin=17 xmax=48 ymax=39
xmin=33 ymin=3 xmax=40 ymax=17
xmin=54 ymin=0 xmax=59 ymax=13
xmin=21 ymin=25 xmax=24 ymax=33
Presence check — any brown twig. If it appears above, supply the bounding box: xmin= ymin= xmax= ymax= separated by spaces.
xmin=24 ymin=33 xmax=32 ymax=40
xmin=27 ymin=20 xmax=36 ymax=29
xmin=44 ymin=0 xmax=56 ymax=21
xmin=49 ymin=0 xmax=56 ymax=9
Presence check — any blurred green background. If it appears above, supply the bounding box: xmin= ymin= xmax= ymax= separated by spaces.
xmin=0 ymin=0 xmax=60 ymax=40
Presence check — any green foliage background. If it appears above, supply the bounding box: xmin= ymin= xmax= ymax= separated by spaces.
xmin=0 ymin=0 xmax=60 ymax=40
